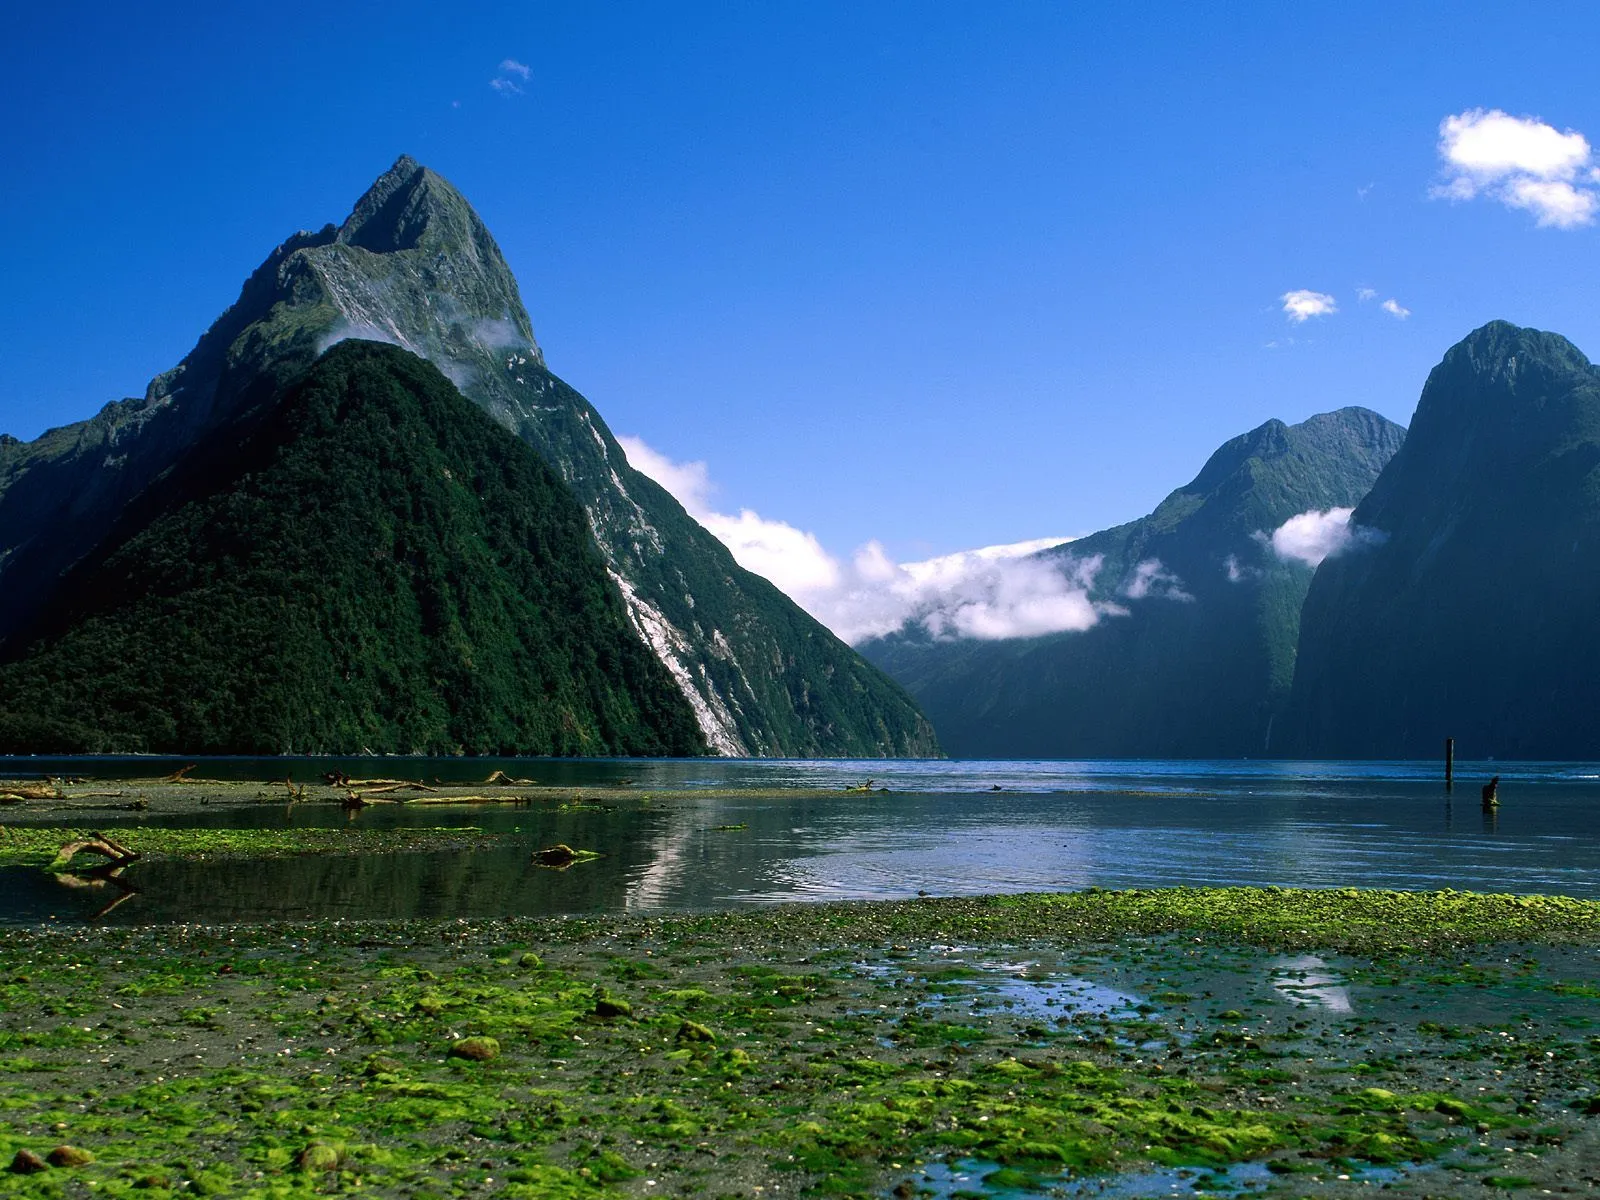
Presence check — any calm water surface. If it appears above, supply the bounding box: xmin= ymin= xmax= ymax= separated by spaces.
xmin=3 ymin=757 xmax=1597 ymax=925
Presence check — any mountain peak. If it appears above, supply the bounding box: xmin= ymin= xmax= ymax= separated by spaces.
xmin=1439 ymin=320 xmax=1593 ymax=388
xmin=337 ymin=156 xmax=484 ymax=255
xmin=1186 ymin=418 xmax=1290 ymax=493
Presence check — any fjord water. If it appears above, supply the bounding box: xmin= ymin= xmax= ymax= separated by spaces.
xmin=5 ymin=758 xmax=1600 ymax=925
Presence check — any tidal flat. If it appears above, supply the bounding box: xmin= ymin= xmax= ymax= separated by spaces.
xmin=1 ymin=866 xmax=1598 ymax=1198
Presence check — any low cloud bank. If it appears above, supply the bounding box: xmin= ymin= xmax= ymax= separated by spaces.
xmin=832 ymin=540 xmax=1107 ymax=643
xmin=1263 ymin=507 xmax=1387 ymax=568
xmin=618 ymin=436 xmax=1123 ymax=644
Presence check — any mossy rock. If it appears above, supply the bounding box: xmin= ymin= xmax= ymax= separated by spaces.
xmin=533 ymin=844 xmax=600 ymax=867
xmin=449 ymin=1036 xmax=501 ymax=1062
xmin=675 ymin=1020 xmax=715 ymax=1044
xmin=7 ymin=1149 xmax=46 ymax=1175
xmin=295 ymin=1142 xmax=344 ymax=1172
xmin=594 ymin=996 xmax=632 ymax=1019
xmin=46 ymin=1145 xmax=94 ymax=1168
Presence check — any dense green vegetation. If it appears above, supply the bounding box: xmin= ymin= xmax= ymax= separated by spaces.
xmin=864 ymin=408 xmax=1404 ymax=757
xmin=0 ymin=157 xmax=938 ymax=758
xmin=0 ymin=341 xmax=704 ymax=756
xmin=1286 ymin=321 xmax=1600 ymax=758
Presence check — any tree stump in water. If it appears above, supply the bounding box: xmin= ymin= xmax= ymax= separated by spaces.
xmin=1481 ymin=775 xmax=1500 ymax=812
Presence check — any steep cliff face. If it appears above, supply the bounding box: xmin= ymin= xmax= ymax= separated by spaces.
xmin=0 ymin=158 xmax=938 ymax=757
xmin=862 ymin=408 xmax=1405 ymax=757
xmin=1285 ymin=322 xmax=1600 ymax=758
xmin=0 ymin=342 xmax=706 ymax=756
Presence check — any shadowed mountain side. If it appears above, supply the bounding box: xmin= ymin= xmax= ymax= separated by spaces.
xmin=0 ymin=157 xmax=937 ymax=758
xmin=1284 ymin=322 xmax=1600 ymax=759
xmin=862 ymin=408 xmax=1405 ymax=758
xmin=0 ymin=342 xmax=705 ymax=756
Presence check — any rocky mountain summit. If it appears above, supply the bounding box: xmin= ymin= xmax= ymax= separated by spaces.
xmin=0 ymin=158 xmax=936 ymax=757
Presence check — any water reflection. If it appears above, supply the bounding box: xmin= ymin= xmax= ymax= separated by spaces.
xmin=1271 ymin=955 xmax=1353 ymax=1013
xmin=5 ymin=759 xmax=1600 ymax=925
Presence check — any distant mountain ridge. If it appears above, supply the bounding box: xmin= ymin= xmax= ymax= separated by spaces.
xmin=1284 ymin=321 xmax=1600 ymax=758
xmin=0 ymin=157 xmax=937 ymax=757
xmin=861 ymin=407 xmax=1406 ymax=757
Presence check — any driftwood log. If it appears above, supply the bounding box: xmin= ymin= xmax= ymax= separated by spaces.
xmin=0 ymin=781 xmax=66 ymax=804
xmin=486 ymin=770 xmax=536 ymax=786
xmin=49 ymin=831 xmax=141 ymax=872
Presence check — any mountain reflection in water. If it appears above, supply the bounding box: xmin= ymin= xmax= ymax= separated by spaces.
xmin=3 ymin=757 xmax=1599 ymax=925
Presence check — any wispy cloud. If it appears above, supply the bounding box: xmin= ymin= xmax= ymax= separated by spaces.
xmin=618 ymin=435 xmax=1113 ymax=643
xmin=1121 ymin=558 xmax=1193 ymax=603
xmin=1281 ymin=289 xmax=1338 ymax=323
xmin=1223 ymin=554 xmax=1260 ymax=584
xmin=1355 ymin=288 xmax=1411 ymax=320
xmin=490 ymin=58 xmax=531 ymax=96
xmin=1260 ymin=507 xmax=1386 ymax=568
xmin=1434 ymin=108 xmax=1598 ymax=228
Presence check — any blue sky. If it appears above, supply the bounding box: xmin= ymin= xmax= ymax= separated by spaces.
xmin=5 ymin=1 xmax=1600 ymax=578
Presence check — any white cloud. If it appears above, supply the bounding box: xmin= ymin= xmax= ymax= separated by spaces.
xmin=616 ymin=436 xmax=714 ymax=513
xmin=1121 ymin=558 xmax=1194 ymax=602
xmin=1380 ymin=298 xmax=1411 ymax=319
xmin=844 ymin=544 xmax=1105 ymax=643
xmin=499 ymin=59 xmax=531 ymax=80
xmin=700 ymin=510 xmax=842 ymax=595
xmin=1223 ymin=554 xmax=1262 ymax=584
xmin=1356 ymin=287 xmax=1377 ymax=302
xmin=1440 ymin=108 xmax=1589 ymax=179
xmin=489 ymin=77 xmax=523 ymax=96
xmin=620 ymin=434 xmax=839 ymax=597
xmin=1434 ymin=108 xmax=1598 ymax=228
xmin=1281 ymin=289 xmax=1338 ymax=323
xmin=1505 ymin=177 xmax=1597 ymax=227
xmin=619 ymin=436 xmax=1103 ymax=643
xmin=1263 ymin=507 xmax=1387 ymax=568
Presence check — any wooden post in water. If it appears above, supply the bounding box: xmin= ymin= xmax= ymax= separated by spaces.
xmin=1444 ymin=737 xmax=1455 ymax=792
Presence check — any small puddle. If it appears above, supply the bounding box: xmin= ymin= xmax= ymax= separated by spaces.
xmin=911 ymin=955 xmax=1147 ymax=1021
xmin=901 ymin=1157 xmax=1407 ymax=1198
xmin=955 ymin=971 xmax=1145 ymax=1022
xmin=1271 ymin=955 xmax=1353 ymax=1013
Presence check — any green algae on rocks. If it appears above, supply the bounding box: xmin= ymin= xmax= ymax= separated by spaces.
xmin=0 ymin=824 xmax=502 ymax=868
xmin=0 ymin=889 xmax=1596 ymax=1196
